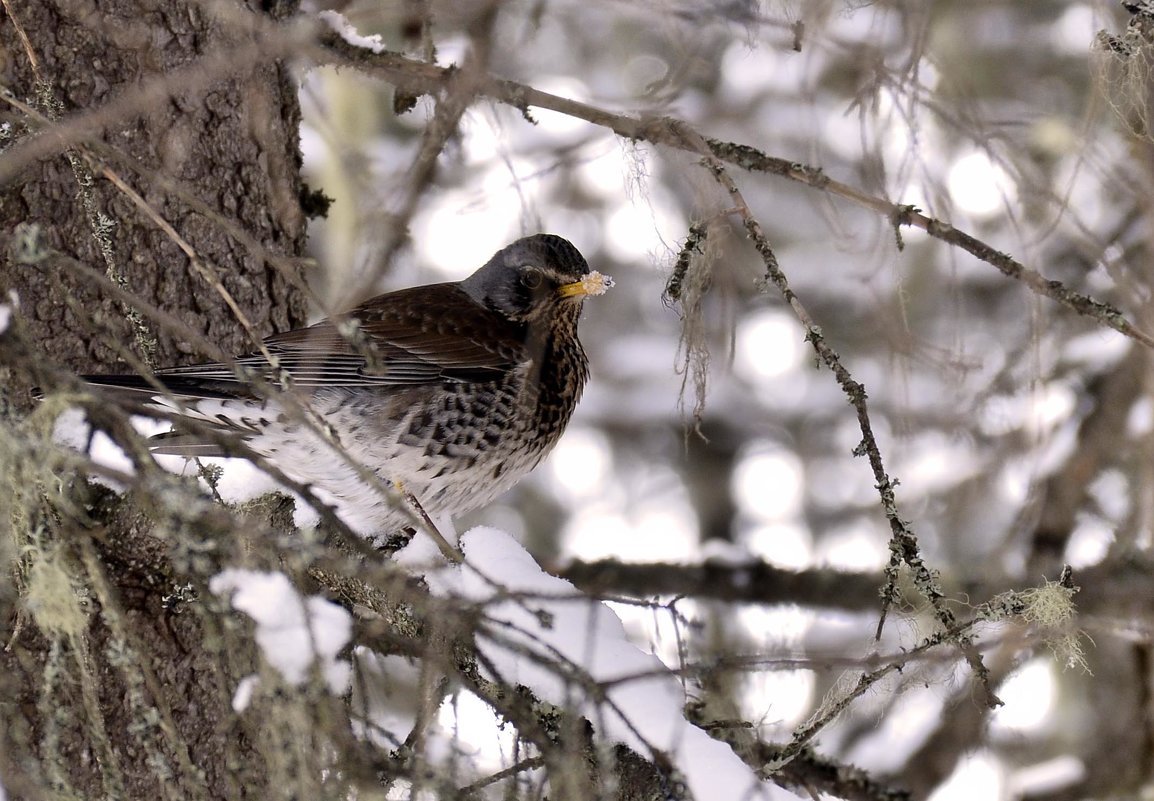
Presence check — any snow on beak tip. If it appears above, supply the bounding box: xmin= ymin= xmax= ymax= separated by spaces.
xmin=558 ymin=271 xmax=615 ymax=299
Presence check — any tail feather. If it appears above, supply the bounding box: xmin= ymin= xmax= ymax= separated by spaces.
xmin=82 ymin=373 xmax=250 ymax=402
xmin=148 ymin=430 xmax=233 ymax=458
xmin=77 ymin=375 xmax=259 ymax=459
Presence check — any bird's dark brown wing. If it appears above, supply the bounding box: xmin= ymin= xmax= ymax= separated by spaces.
xmin=86 ymin=283 xmax=529 ymax=402
xmin=263 ymin=283 xmax=529 ymax=384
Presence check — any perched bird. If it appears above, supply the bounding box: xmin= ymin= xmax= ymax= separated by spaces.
xmin=82 ymin=234 xmax=613 ymax=539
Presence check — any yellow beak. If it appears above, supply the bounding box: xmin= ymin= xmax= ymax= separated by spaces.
xmin=557 ymin=271 xmax=615 ymax=299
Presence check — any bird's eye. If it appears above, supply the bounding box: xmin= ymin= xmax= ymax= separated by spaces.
xmin=520 ymin=267 xmax=544 ymax=289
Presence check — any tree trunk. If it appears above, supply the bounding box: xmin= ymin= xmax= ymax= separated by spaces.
xmin=0 ymin=0 xmax=308 ymax=383
xmin=0 ymin=1 xmax=308 ymax=797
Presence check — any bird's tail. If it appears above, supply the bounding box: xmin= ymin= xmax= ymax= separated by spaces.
xmin=77 ymin=374 xmax=262 ymax=458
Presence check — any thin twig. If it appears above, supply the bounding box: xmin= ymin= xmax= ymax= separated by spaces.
xmin=457 ymin=756 xmax=546 ymax=794
xmin=402 ymin=490 xmax=464 ymax=563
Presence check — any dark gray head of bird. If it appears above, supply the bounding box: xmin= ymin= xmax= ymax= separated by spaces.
xmin=461 ymin=234 xmax=610 ymax=324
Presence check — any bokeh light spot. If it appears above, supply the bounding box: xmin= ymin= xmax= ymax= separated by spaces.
xmin=732 ymin=446 xmax=803 ymax=522
xmin=948 ymin=151 xmax=1017 ymax=218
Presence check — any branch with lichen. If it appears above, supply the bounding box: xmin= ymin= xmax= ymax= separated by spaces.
xmin=311 ymin=26 xmax=1154 ymax=351
xmin=695 ymin=151 xmax=1001 ymax=709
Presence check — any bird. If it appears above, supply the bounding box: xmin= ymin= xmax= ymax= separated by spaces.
xmin=81 ymin=234 xmax=613 ymax=542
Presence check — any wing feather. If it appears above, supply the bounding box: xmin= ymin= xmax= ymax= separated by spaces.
xmin=85 ymin=283 xmax=528 ymax=401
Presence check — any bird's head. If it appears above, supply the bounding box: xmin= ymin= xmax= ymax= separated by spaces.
xmin=461 ymin=234 xmax=613 ymax=325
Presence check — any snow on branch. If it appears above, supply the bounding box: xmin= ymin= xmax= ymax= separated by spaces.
xmin=427 ymin=527 xmax=803 ymax=801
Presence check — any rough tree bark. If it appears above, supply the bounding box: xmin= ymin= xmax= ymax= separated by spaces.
xmin=0 ymin=1 xmax=309 ymax=798
xmin=0 ymin=0 xmax=309 ymax=385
